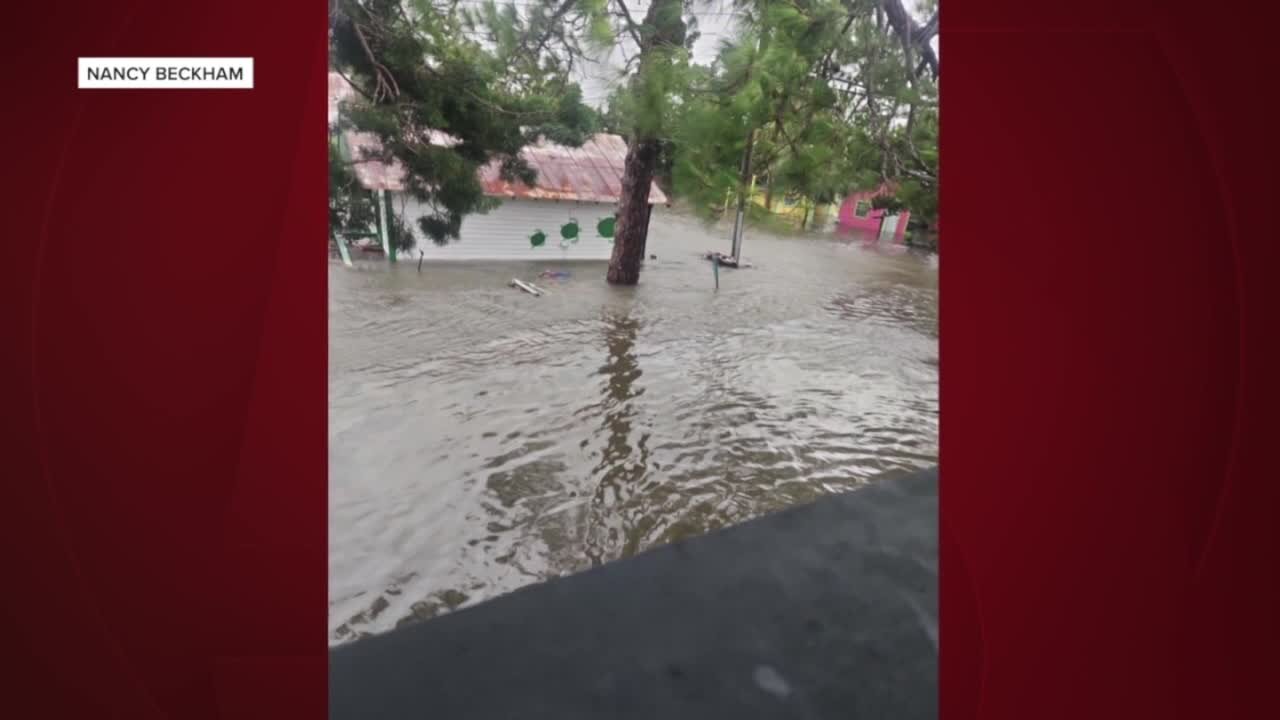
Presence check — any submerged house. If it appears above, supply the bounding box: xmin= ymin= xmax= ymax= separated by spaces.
xmin=329 ymin=73 xmax=667 ymax=261
xmin=837 ymin=184 xmax=911 ymax=243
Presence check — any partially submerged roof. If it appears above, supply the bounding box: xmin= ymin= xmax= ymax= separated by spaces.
xmin=329 ymin=72 xmax=667 ymax=204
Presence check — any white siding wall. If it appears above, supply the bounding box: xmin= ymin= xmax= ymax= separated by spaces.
xmin=394 ymin=194 xmax=624 ymax=261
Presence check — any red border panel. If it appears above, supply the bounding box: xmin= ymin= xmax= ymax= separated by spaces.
xmin=0 ymin=2 xmax=326 ymax=717
xmin=943 ymin=3 xmax=1278 ymax=719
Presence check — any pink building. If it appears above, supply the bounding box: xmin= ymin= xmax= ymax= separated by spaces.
xmin=837 ymin=184 xmax=910 ymax=243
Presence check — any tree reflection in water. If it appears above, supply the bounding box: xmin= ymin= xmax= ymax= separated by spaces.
xmin=582 ymin=310 xmax=655 ymax=566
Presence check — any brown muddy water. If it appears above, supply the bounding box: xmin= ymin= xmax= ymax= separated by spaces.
xmin=329 ymin=211 xmax=938 ymax=644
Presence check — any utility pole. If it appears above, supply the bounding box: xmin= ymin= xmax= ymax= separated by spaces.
xmin=730 ymin=127 xmax=756 ymax=263
xmin=729 ymin=31 xmax=767 ymax=265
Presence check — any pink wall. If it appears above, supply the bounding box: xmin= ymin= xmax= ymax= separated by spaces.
xmin=837 ymin=186 xmax=910 ymax=244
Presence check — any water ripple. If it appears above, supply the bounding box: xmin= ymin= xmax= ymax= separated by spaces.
xmin=329 ymin=212 xmax=938 ymax=644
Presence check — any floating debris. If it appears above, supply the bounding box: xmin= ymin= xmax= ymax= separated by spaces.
xmin=703 ymin=251 xmax=749 ymax=268
xmin=510 ymin=278 xmax=544 ymax=296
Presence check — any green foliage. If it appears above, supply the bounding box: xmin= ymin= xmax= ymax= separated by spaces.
xmin=607 ymin=0 xmax=691 ymax=141
xmin=595 ymin=0 xmax=694 ymax=192
xmin=672 ymin=91 xmax=751 ymax=216
xmin=674 ymin=1 xmax=854 ymax=215
xmin=329 ymin=0 xmax=599 ymax=245
xmin=670 ymin=0 xmax=938 ymax=225
xmin=330 ymin=134 xmax=418 ymax=253
xmin=871 ymin=193 xmax=906 ymax=214
xmin=904 ymin=94 xmax=939 ymax=221
xmin=329 ymin=0 xmax=939 ymax=250
xmin=329 ymin=138 xmax=377 ymax=241
xmin=385 ymin=205 xmax=416 ymax=253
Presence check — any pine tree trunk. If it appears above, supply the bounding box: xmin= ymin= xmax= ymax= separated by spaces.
xmin=607 ymin=138 xmax=660 ymax=285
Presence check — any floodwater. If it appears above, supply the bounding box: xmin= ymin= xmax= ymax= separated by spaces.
xmin=329 ymin=211 xmax=938 ymax=644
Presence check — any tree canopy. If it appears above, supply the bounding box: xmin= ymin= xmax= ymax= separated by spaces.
xmin=329 ymin=0 xmax=602 ymax=247
xmin=327 ymin=0 xmax=940 ymax=259
xmin=672 ymin=0 xmax=937 ymax=224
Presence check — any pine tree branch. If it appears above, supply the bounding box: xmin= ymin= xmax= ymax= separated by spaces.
xmin=817 ymin=12 xmax=859 ymax=81
xmin=353 ymin=21 xmax=401 ymax=101
xmin=876 ymin=0 xmax=938 ymax=79
xmin=517 ymin=0 xmax=580 ymax=62
xmin=612 ymin=2 xmax=647 ymax=49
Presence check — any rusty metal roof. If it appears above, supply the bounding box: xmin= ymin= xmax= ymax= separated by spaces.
xmin=329 ymin=72 xmax=666 ymax=204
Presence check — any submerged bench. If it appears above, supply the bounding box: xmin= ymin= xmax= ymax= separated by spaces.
xmin=331 ymin=466 xmax=938 ymax=719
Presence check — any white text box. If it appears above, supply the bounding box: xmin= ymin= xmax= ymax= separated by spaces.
xmin=79 ymin=57 xmax=254 ymax=89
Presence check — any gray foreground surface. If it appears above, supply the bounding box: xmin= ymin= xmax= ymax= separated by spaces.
xmin=331 ymin=466 xmax=938 ymax=719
